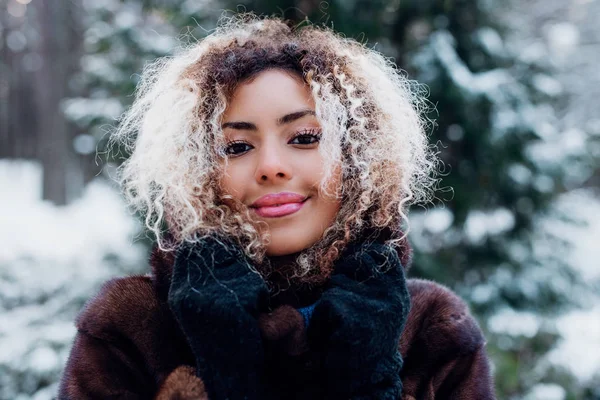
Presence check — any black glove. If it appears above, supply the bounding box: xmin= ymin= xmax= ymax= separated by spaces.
xmin=168 ymin=235 xmax=269 ymax=400
xmin=308 ymin=239 xmax=411 ymax=399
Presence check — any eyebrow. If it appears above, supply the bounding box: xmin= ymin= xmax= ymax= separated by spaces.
xmin=222 ymin=109 xmax=316 ymax=130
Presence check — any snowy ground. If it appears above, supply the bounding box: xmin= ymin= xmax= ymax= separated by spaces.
xmin=0 ymin=159 xmax=598 ymax=399
xmin=0 ymin=160 xmax=147 ymax=400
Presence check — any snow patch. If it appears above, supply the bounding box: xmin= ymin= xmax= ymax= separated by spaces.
xmin=524 ymin=383 xmax=566 ymax=400
xmin=545 ymin=23 xmax=580 ymax=60
xmin=62 ymin=97 xmax=124 ymax=125
xmin=423 ymin=207 xmax=454 ymax=234
xmin=477 ymin=27 xmax=505 ymax=55
xmin=532 ymin=74 xmax=563 ymax=97
xmin=489 ymin=308 xmax=541 ymax=338
xmin=548 ymin=305 xmax=600 ymax=382
xmin=464 ymin=208 xmax=515 ymax=244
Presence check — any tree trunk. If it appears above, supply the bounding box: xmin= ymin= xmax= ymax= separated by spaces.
xmin=32 ymin=0 xmax=82 ymax=205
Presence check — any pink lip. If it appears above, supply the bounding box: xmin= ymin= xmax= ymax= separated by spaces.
xmin=250 ymin=192 xmax=308 ymax=218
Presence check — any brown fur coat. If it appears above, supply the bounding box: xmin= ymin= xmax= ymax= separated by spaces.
xmin=58 ymin=244 xmax=496 ymax=399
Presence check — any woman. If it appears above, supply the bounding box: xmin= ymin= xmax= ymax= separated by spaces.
xmin=59 ymin=14 xmax=496 ymax=399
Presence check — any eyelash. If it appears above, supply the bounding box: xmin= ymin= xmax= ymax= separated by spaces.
xmin=224 ymin=128 xmax=322 ymax=157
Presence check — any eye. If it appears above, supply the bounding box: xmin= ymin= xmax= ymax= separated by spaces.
xmin=224 ymin=141 xmax=253 ymax=156
xmin=290 ymin=128 xmax=322 ymax=145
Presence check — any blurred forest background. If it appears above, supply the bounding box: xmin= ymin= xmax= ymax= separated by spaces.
xmin=1 ymin=0 xmax=599 ymax=399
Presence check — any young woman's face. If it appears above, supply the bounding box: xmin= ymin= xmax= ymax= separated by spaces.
xmin=220 ymin=69 xmax=341 ymax=256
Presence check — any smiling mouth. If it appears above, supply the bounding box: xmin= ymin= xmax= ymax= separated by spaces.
xmin=252 ymin=197 xmax=309 ymax=218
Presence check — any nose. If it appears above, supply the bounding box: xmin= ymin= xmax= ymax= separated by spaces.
xmin=254 ymin=141 xmax=292 ymax=184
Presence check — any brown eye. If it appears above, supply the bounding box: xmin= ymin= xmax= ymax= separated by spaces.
xmin=225 ymin=141 xmax=252 ymax=156
xmin=290 ymin=128 xmax=321 ymax=145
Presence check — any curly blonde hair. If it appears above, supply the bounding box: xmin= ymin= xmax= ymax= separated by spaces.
xmin=110 ymin=13 xmax=439 ymax=284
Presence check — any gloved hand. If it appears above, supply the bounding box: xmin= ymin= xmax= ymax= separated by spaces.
xmin=308 ymin=238 xmax=411 ymax=399
xmin=168 ymin=235 xmax=269 ymax=400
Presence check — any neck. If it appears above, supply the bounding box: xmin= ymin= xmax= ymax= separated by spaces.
xmin=265 ymin=252 xmax=302 ymax=277
xmin=264 ymin=251 xmax=326 ymax=308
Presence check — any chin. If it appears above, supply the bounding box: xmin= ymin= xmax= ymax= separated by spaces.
xmin=265 ymin=245 xmax=304 ymax=257
xmin=263 ymin=225 xmax=324 ymax=257
xmin=265 ymin=238 xmax=311 ymax=257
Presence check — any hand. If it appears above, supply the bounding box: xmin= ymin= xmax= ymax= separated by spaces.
xmin=168 ymin=235 xmax=269 ymax=400
xmin=308 ymin=239 xmax=411 ymax=399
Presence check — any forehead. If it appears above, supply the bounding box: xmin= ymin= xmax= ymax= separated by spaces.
xmin=222 ymin=69 xmax=315 ymax=121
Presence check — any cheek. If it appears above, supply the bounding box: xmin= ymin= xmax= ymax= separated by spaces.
xmin=220 ymin=164 xmax=246 ymax=200
xmin=313 ymin=164 xmax=342 ymax=222
xmin=302 ymin=152 xmax=330 ymax=184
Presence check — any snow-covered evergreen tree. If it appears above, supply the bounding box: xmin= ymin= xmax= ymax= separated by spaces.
xmin=3 ymin=0 xmax=597 ymax=398
xmin=64 ymin=0 xmax=225 ymax=173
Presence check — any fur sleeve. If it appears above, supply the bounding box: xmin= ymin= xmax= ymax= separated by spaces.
xmin=400 ymin=279 xmax=497 ymax=400
xmin=58 ymin=330 xmax=208 ymax=400
xmin=58 ymin=276 xmax=208 ymax=399
xmin=58 ymin=330 xmax=153 ymax=399
xmin=436 ymin=344 xmax=496 ymax=399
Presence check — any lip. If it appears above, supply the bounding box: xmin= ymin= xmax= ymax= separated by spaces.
xmin=250 ymin=192 xmax=309 ymax=218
